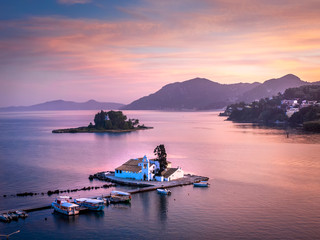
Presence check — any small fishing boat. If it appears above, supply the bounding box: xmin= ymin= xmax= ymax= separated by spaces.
xmin=0 ymin=213 xmax=10 ymax=222
xmin=109 ymin=191 xmax=131 ymax=203
xmin=157 ymin=188 xmax=171 ymax=195
xmin=74 ymin=198 xmax=105 ymax=211
xmin=52 ymin=196 xmax=80 ymax=215
xmin=193 ymin=181 xmax=210 ymax=187
xmin=15 ymin=210 xmax=28 ymax=218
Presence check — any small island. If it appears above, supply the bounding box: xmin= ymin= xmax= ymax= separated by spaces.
xmin=52 ymin=110 xmax=153 ymax=133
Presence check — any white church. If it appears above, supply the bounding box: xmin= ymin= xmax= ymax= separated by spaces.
xmin=115 ymin=155 xmax=184 ymax=182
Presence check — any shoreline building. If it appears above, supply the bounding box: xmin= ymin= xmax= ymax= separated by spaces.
xmin=115 ymin=155 xmax=183 ymax=182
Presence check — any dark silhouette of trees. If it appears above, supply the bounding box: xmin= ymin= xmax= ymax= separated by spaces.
xmin=154 ymin=144 xmax=168 ymax=174
xmin=92 ymin=110 xmax=138 ymax=130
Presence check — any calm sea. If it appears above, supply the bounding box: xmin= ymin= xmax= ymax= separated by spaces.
xmin=0 ymin=110 xmax=320 ymax=239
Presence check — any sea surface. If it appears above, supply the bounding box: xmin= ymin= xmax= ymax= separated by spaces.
xmin=0 ymin=110 xmax=320 ymax=239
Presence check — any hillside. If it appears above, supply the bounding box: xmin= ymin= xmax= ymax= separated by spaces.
xmin=0 ymin=100 xmax=124 ymax=112
xmin=222 ymin=85 xmax=320 ymax=132
xmin=123 ymin=78 xmax=259 ymax=110
xmin=123 ymin=74 xmax=311 ymax=110
xmin=238 ymin=74 xmax=307 ymax=103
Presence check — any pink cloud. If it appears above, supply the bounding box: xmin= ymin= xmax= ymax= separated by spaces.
xmin=1 ymin=1 xmax=320 ymax=106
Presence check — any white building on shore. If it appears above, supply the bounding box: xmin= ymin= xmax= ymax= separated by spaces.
xmin=115 ymin=155 xmax=184 ymax=182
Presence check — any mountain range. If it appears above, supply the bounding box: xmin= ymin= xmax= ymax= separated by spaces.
xmin=2 ymin=74 xmax=319 ymax=112
xmin=123 ymin=74 xmax=319 ymax=110
xmin=0 ymin=100 xmax=124 ymax=112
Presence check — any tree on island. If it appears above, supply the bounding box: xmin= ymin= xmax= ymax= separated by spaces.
xmin=92 ymin=110 xmax=140 ymax=130
xmin=52 ymin=110 xmax=151 ymax=133
xmin=154 ymin=144 xmax=168 ymax=174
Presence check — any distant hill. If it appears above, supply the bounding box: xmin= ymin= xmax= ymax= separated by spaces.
xmin=123 ymin=74 xmax=314 ymax=110
xmin=123 ymin=78 xmax=259 ymax=110
xmin=238 ymin=74 xmax=308 ymax=103
xmin=0 ymin=100 xmax=124 ymax=112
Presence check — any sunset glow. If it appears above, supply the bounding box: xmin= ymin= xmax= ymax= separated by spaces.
xmin=1 ymin=0 xmax=320 ymax=106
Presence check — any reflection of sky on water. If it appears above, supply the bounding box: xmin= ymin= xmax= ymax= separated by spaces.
xmin=0 ymin=110 xmax=319 ymax=239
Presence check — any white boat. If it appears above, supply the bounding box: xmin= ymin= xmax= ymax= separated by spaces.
xmin=193 ymin=181 xmax=210 ymax=187
xmin=74 ymin=198 xmax=105 ymax=211
xmin=52 ymin=196 xmax=80 ymax=215
xmin=109 ymin=191 xmax=131 ymax=203
xmin=157 ymin=188 xmax=171 ymax=195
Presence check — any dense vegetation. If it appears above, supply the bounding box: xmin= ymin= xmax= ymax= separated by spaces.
xmin=283 ymin=85 xmax=320 ymax=100
xmin=221 ymin=85 xmax=320 ymax=132
xmin=154 ymin=144 xmax=168 ymax=174
xmin=90 ymin=110 xmax=140 ymax=130
xmin=226 ymin=96 xmax=287 ymax=124
xmin=52 ymin=110 xmax=151 ymax=133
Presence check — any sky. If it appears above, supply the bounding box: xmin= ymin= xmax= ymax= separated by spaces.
xmin=0 ymin=0 xmax=320 ymax=107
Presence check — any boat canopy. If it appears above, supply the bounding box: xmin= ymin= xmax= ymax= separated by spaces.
xmin=61 ymin=202 xmax=79 ymax=208
xmin=75 ymin=198 xmax=104 ymax=204
xmin=111 ymin=191 xmax=131 ymax=196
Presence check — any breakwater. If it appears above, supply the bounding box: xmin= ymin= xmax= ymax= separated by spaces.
xmin=1 ymin=183 xmax=115 ymax=199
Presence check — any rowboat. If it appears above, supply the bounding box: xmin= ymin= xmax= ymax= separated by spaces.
xmin=193 ymin=181 xmax=210 ymax=187
xmin=74 ymin=198 xmax=105 ymax=211
xmin=157 ymin=188 xmax=171 ymax=195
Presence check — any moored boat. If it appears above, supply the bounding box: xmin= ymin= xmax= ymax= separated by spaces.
xmin=157 ymin=188 xmax=171 ymax=195
xmin=97 ymin=196 xmax=109 ymax=205
xmin=0 ymin=213 xmax=11 ymax=222
xmin=109 ymin=191 xmax=131 ymax=203
xmin=52 ymin=196 xmax=80 ymax=215
xmin=193 ymin=181 xmax=210 ymax=187
xmin=15 ymin=210 xmax=28 ymax=218
xmin=74 ymin=198 xmax=105 ymax=211
xmin=8 ymin=212 xmax=19 ymax=220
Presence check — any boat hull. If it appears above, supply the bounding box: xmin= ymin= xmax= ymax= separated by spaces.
xmin=74 ymin=199 xmax=105 ymax=211
xmin=157 ymin=189 xmax=171 ymax=195
xmin=193 ymin=183 xmax=209 ymax=187
xmin=80 ymin=204 xmax=104 ymax=211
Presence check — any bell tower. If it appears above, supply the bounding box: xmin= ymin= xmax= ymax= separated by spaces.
xmin=141 ymin=155 xmax=150 ymax=181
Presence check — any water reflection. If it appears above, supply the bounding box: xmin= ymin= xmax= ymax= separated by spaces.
xmin=107 ymin=202 xmax=131 ymax=210
xmin=158 ymin=194 xmax=168 ymax=222
xmin=93 ymin=131 xmax=137 ymax=139
xmin=52 ymin=211 xmax=80 ymax=226
xmin=233 ymin=123 xmax=320 ymax=143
